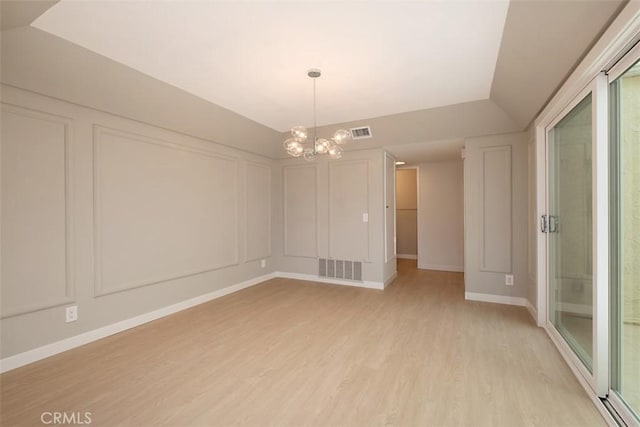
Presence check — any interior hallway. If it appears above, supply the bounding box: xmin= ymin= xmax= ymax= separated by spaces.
xmin=0 ymin=260 xmax=603 ymax=426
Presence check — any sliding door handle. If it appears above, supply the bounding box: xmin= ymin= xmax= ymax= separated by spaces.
xmin=540 ymin=215 xmax=548 ymax=233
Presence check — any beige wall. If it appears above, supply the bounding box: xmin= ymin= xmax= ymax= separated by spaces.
xmin=464 ymin=132 xmax=528 ymax=299
xmin=0 ymin=85 xmax=275 ymax=358
xmin=396 ymin=169 xmax=417 ymax=256
xmin=0 ymin=82 xmax=398 ymax=361
xmin=1 ymin=26 xmax=283 ymax=159
xmin=418 ymin=161 xmax=464 ymax=272
xmin=272 ymin=149 xmax=394 ymax=285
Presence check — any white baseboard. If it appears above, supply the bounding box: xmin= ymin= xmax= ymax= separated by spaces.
xmin=544 ymin=323 xmax=618 ymax=426
xmin=557 ymin=302 xmax=592 ymax=317
xmin=525 ymin=299 xmax=538 ymax=322
xmin=1 ymin=270 xmax=389 ymax=373
xmin=0 ymin=273 xmax=276 ymax=374
xmin=384 ymin=271 xmax=398 ymax=288
xmin=397 ymin=254 xmax=417 ymax=260
xmin=275 ymin=271 xmax=385 ymax=290
xmin=418 ymin=263 xmax=463 ymax=272
xmin=465 ymin=292 xmax=527 ymax=307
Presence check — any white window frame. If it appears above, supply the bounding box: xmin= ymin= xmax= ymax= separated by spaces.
xmin=604 ymin=39 xmax=640 ymax=426
xmin=533 ymin=4 xmax=640 ymax=424
xmin=538 ymin=74 xmax=609 ymax=398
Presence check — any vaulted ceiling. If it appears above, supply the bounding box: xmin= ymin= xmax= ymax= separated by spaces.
xmin=0 ymin=0 xmax=626 ymax=159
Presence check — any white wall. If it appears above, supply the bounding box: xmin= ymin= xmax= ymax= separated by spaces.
xmin=464 ymin=132 xmax=528 ymax=300
xmin=0 ymin=85 xmax=275 ymax=359
xmin=417 ymin=160 xmax=464 ymax=272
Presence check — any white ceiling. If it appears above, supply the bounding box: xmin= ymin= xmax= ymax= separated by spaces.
xmin=32 ymin=0 xmax=509 ymax=132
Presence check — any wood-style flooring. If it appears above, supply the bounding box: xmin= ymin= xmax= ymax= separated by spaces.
xmin=0 ymin=260 xmax=604 ymax=426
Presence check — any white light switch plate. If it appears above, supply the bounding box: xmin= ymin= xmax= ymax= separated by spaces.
xmin=362 ymin=213 xmax=369 ymax=222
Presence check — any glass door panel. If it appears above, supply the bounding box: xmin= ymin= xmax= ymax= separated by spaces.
xmin=610 ymin=56 xmax=640 ymax=421
xmin=548 ymin=94 xmax=594 ymax=371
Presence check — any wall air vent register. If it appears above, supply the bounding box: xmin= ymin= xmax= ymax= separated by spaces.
xmin=318 ymin=258 xmax=363 ymax=281
xmin=349 ymin=126 xmax=372 ymax=140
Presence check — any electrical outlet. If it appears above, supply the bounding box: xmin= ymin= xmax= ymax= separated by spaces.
xmin=66 ymin=305 xmax=78 ymax=323
xmin=261 ymin=259 xmax=266 ymax=268
xmin=505 ymin=275 xmax=514 ymax=286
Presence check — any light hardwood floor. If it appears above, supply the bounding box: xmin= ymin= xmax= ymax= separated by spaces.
xmin=1 ymin=260 xmax=604 ymax=426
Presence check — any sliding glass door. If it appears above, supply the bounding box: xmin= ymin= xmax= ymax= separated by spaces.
xmin=547 ymin=94 xmax=594 ymax=371
xmin=609 ymin=47 xmax=640 ymax=423
xmin=543 ymin=74 xmax=609 ymax=399
xmin=538 ymin=20 xmax=640 ymax=425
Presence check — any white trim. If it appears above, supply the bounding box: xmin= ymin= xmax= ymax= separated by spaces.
xmin=384 ymin=271 xmax=398 ymax=289
xmin=275 ymin=271 xmax=385 ymax=290
xmin=383 ymin=151 xmax=396 ymax=263
xmin=464 ymin=292 xmax=527 ymax=307
xmin=556 ymin=303 xmax=592 ymax=317
xmin=607 ymin=43 xmax=640 ymax=427
xmin=535 ymin=2 xmax=640 ymax=129
xmin=0 ymin=271 xmax=389 ymax=373
xmin=0 ymin=272 xmax=276 ymax=374
xmin=607 ymin=391 xmax=639 ymax=427
xmin=542 ymin=74 xmax=609 ymax=397
xmin=542 ymin=77 xmax=601 ymax=395
xmin=593 ymin=72 xmax=609 ymax=401
xmin=0 ymin=104 xmax=76 ymax=319
xmin=535 ymin=124 xmax=547 ymax=327
xmin=607 ymin=36 xmax=640 ymax=81
xmin=546 ymin=320 xmax=597 ymax=395
xmin=544 ymin=324 xmax=618 ymax=427
xmin=525 ymin=299 xmax=537 ymax=323
xmin=531 ymin=2 xmax=640 ymax=422
xmin=418 ymin=263 xmax=463 ymax=272
xmin=397 ymin=254 xmax=417 ymax=260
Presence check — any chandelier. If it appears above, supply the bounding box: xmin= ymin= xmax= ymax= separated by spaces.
xmin=283 ymin=69 xmax=352 ymax=161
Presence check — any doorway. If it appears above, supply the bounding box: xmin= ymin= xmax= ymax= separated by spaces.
xmin=396 ymin=168 xmax=418 ymax=260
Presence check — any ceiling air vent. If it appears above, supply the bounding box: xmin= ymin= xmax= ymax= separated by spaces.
xmin=350 ymin=126 xmax=372 ymax=140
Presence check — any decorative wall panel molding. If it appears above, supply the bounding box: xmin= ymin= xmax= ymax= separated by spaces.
xmin=93 ymin=125 xmax=239 ymax=296
xmin=1 ymin=104 xmax=75 ymax=318
xmin=245 ymin=161 xmax=271 ymax=262
xmin=480 ymin=145 xmax=512 ymax=273
xmin=283 ymin=165 xmax=318 ymax=258
xmin=329 ymin=160 xmax=370 ymax=261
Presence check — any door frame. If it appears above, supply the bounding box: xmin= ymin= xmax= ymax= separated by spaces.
xmin=533 ymin=2 xmax=640 ymax=424
xmin=537 ymin=74 xmax=609 ymax=397
xmin=394 ymin=165 xmax=419 ymax=262
xmin=604 ymin=39 xmax=640 ymax=425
